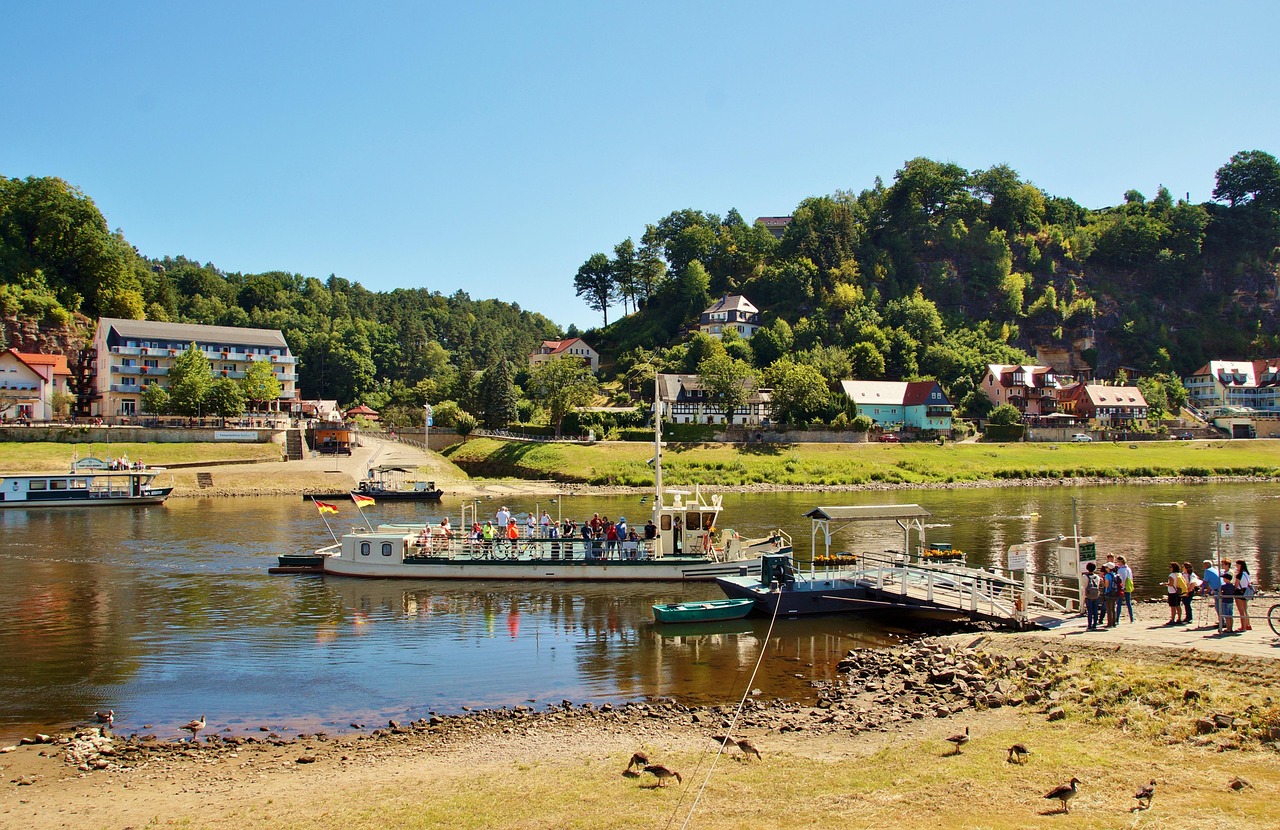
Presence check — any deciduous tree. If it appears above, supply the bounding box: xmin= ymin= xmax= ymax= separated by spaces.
xmin=526 ymin=356 xmax=598 ymax=437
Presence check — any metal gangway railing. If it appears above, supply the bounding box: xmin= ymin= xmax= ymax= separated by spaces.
xmin=818 ymin=551 xmax=1073 ymax=626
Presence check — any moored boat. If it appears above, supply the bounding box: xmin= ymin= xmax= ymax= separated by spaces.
xmin=0 ymin=461 xmax=172 ymax=508
xmin=652 ymin=598 xmax=754 ymax=623
xmin=303 ymin=465 xmax=443 ymax=502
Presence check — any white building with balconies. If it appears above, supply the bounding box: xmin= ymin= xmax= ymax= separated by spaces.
xmin=89 ymin=318 xmax=298 ymax=418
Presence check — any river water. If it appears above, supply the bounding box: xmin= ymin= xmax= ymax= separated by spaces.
xmin=1 ymin=482 xmax=1275 ymax=741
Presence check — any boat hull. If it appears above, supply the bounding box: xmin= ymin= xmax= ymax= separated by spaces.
xmin=652 ymin=598 xmax=754 ymax=623
xmin=0 ymin=489 xmax=172 ymax=508
xmin=322 ymin=555 xmax=764 ymax=582
xmin=716 ymin=572 xmax=874 ymax=616
xmin=303 ymin=490 xmax=443 ymax=502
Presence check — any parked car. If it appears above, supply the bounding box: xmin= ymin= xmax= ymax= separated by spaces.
xmin=1173 ymin=432 xmax=1194 ymax=440
xmin=1070 ymin=433 xmax=1092 ymax=442
xmin=878 ymin=433 xmax=900 ymax=443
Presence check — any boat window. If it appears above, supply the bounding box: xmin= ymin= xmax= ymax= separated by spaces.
xmin=49 ymin=480 xmax=68 ymax=491
xmin=29 ymin=480 xmax=47 ymax=491
xmin=381 ymin=543 xmax=393 ymax=557
xmin=70 ymin=479 xmax=88 ymax=489
xmin=685 ymin=512 xmax=701 ymax=530
xmin=660 ymin=515 xmax=672 ymax=531
xmin=701 ymin=512 xmax=716 ymax=528
xmin=360 ymin=542 xmax=371 ymax=556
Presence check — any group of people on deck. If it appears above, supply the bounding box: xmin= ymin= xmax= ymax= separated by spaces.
xmin=443 ymin=507 xmax=662 ymax=559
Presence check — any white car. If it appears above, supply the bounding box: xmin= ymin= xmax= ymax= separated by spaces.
xmin=1071 ymin=433 xmax=1092 ymax=442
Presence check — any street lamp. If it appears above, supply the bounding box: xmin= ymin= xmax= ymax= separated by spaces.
xmin=424 ymin=403 xmax=433 ymax=450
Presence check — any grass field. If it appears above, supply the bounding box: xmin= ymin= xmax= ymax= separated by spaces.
xmin=444 ymin=437 xmax=1280 ymax=487
xmin=0 ymin=441 xmax=282 ymax=472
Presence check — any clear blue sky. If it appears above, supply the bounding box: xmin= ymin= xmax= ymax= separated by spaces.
xmin=4 ymin=2 xmax=1277 ymax=330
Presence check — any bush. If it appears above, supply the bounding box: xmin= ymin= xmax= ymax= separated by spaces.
xmin=988 ymin=403 xmax=1022 ymax=426
xmin=454 ymin=412 xmax=477 ymax=436
xmin=851 ymin=414 xmax=874 ymax=432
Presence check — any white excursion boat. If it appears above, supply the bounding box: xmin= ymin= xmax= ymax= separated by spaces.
xmin=280 ymin=379 xmax=792 ymax=581
xmin=0 ymin=460 xmax=172 ymax=508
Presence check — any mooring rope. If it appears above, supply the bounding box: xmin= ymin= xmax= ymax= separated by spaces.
xmin=669 ymin=593 xmax=782 ymax=830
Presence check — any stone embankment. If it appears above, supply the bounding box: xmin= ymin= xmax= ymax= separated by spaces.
xmin=11 ymin=635 xmax=1275 ymax=784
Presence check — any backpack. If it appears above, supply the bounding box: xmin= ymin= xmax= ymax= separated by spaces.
xmin=1175 ymin=573 xmax=1189 ymax=596
xmin=1103 ymin=573 xmax=1119 ymax=596
xmin=1085 ymin=573 xmax=1102 ymax=600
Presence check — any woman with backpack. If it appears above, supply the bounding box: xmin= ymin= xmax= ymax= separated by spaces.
xmin=1181 ymin=562 xmax=1202 ymax=625
xmin=1165 ymin=562 xmax=1187 ymax=625
xmin=1115 ymin=556 xmax=1135 ymax=624
xmin=1102 ymin=563 xmax=1121 ymax=627
xmin=1083 ymin=562 xmax=1103 ymax=631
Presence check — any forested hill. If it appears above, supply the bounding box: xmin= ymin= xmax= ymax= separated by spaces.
xmin=3 ymin=151 xmax=1279 ymax=425
xmin=0 ymin=175 xmax=561 ymax=418
xmin=577 ymin=150 xmax=1280 ymax=416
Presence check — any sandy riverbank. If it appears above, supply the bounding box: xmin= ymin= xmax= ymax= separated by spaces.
xmin=4 ymin=626 xmax=1277 ymax=830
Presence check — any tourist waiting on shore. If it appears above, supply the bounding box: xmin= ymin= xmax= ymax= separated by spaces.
xmin=1115 ymin=556 xmax=1135 ymax=623
xmin=1220 ymin=574 xmax=1236 ymax=632
xmin=1234 ymin=560 xmax=1253 ymax=631
xmin=1181 ymin=562 xmax=1202 ymax=625
xmin=1200 ymin=559 xmax=1223 ymax=630
xmin=1083 ymin=562 xmax=1103 ymax=631
xmin=1101 ymin=563 xmax=1121 ymax=627
xmin=1165 ymin=562 xmax=1188 ymax=625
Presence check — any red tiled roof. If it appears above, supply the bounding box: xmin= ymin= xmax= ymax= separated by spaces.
xmin=14 ymin=351 xmax=70 ymax=376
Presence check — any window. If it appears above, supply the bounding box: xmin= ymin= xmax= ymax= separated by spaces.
xmin=381 ymin=543 xmax=393 ymax=557
xmin=121 ymin=400 xmax=136 ymax=415
xmin=29 ymin=480 xmax=47 ymax=491
xmin=360 ymin=542 xmax=371 ymax=556
xmin=50 ymin=479 xmax=68 ymax=491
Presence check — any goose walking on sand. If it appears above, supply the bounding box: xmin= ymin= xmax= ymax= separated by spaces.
xmin=945 ymin=726 xmax=969 ymax=755
xmin=642 ymin=764 xmax=682 ymax=787
xmin=1132 ymin=780 xmax=1156 ymax=811
xmin=1044 ymin=778 xmax=1080 ymax=813
xmin=180 ymin=715 xmax=206 ymax=741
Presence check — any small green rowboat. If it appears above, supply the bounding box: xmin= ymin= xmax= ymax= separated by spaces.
xmin=652 ymin=598 xmax=755 ymax=624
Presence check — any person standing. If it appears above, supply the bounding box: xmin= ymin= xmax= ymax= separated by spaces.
xmin=1102 ymin=563 xmax=1120 ymax=628
xmin=496 ymin=505 xmax=511 ymax=533
xmin=1181 ymin=562 xmax=1201 ymax=625
xmin=1115 ymin=556 xmax=1135 ymax=624
xmin=539 ymin=510 xmax=551 ymax=536
xmin=525 ymin=511 xmax=537 ymax=539
xmin=1234 ymin=561 xmax=1253 ymax=631
xmin=1083 ymin=562 xmax=1103 ymax=631
xmin=1165 ymin=562 xmax=1186 ymax=625
xmin=1200 ymin=559 xmax=1223 ymax=630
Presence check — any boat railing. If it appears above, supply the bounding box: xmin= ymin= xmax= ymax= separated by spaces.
xmin=826 ymin=550 xmax=1021 ymax=620
xmin=401 ymin=533 xmax=661 ymax=562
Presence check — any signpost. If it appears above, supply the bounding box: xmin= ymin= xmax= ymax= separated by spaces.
xmin=424 ymin=404 xmax=433 ymax=450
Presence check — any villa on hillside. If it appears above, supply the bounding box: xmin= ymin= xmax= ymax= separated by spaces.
xmin=87 ymin=318 xmax=298 ymax=419
xmin=839 ymin=380 xmax=954 ymax=432
xmin=1183 ymin=359 xmax=1280 ymax=412
xmin=656 ymin=372 xmax=771 ymax=425
xmin=754 ymin=216 xmax=792 ymax=239
xmin=981 ymin=363 xmax=1063 ymax=415
xmin=1057 ymin=383 xmax=1149 ymax=423
xmin=0 ymin=349 xmax=73 ymax=421
xmin=697 ymin=294 xmax=761 ymax=339
xmin=529 ymin=337 xmax=599 ymax=373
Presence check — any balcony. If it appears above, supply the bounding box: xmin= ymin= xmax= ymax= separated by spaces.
xmin=109 ymin=384 xmax=142 ymax=394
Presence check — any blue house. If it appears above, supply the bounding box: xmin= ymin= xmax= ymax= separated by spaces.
xmin=840 ymin=380 xmax=953 ymax=432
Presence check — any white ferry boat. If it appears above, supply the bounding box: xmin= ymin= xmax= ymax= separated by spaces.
xmin=0 ymin=463 xmax=172 ymax=508
xmin=283 ymin=380 xmax=791 ymax=581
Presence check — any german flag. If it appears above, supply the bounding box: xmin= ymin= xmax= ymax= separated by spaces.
xmin=314 ymin=500 xmax=339 ymax=515
xmin=352 ymin=493 xmax=376 ymax=508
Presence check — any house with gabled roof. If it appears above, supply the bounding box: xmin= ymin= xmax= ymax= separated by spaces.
xmin=1 ymin=349 xmax=72 ymax=421
xmin=1183 ymin=359 xmax=1280 ymax=412
xmin=754 ymin=216 xmax=792 ymax=239
xmin=698 ymin=294 xmax=761 ymax=339
xmin=839 ymin=380 xmax=953 ymax=432
xmin=529 ymin=337 xmax=599 ymax=373
xmin=1059 ymin=384 xmax=1149 ymax=423
xmin=656 ymin=372 xmax=771 ymax=425
xmin=981 ymin=363 xmax=1062 ymax=415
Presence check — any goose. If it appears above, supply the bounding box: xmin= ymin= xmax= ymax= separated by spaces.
xmin=1133 ymin=780 xmax=1156 ymax=810
xmin=1044 ymin=778 xmax=1080 ymax=813
xmin=94 ymin=710 xmax=115 ymax=728
xmin=945 ymin=726 xmax=969 ymax=755
xmin=642 ymin=764 xmax=682 ymax=787
xmin=625 ymin=751 xmax=650 ymax=772
xmin=1006 ymin=743 xmax=1030 ymax=764
xmin=180 ymin=715 xmax=206 ymax=741
xmin=735 ymin=738 xmax=761 ymax=760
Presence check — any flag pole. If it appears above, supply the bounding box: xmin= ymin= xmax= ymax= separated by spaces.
xmin=352 ymin=495 xmax=374 ymax=530
xmin=311 ymin=497 xmax=339 ymax=544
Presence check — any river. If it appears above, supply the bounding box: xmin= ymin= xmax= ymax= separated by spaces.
xmin=1 ymin=481 xmax=1275 ymax=742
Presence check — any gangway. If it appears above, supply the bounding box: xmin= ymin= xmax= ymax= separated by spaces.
xmin=717 ymin=504 xmax=1078 ymax=628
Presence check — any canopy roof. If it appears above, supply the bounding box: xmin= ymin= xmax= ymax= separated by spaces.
xmin=803 ymin=505 xmax=931 ymax=521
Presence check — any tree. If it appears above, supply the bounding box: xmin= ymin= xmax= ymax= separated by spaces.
xmin=526 ymin=356 xmax=598 ymax=437
xmin=574 ymin=252 xmax=615 ymax=327
xmin=611 ymin=238 xmax=641 ymax=315
xmin=167 ymin=343 xmax=213 ymax=417
xmin=50 ymin=389 xmax=75 ymax=419
xmin=240 ymin=360 xmax=282 ymax=412
xmin=697 ymin=352 xmax=757 ymax=423
xmin=849 ymin=341 xmax=886 ymax=378
xmin=1136 ymin=376 xmax=1167 ymax=422
xmin=750 ymin=318 xmax=793 ymax=368
xmin=205 ymin=377 xmax=246 ymax=418
xmin=764 ymin=359 xmax=832 ymax=426
xmin=479 ymin=359 xmax=518 ymax=429
xmin=1213 ymin=150 xmax=1280 ymax=208
xmin=987 ymin=403 xmax=1021 ymax=426
xmin=140 ymin=382 xmax=170 ymax=416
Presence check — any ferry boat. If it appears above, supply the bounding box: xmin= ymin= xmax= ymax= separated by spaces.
xmin=282 ymin=378 xmax=792 ymax=581
xmin=303 ymin=465 xmax=443 ymax=502
xmin=0 ymin=462 xmax=172 ymax=508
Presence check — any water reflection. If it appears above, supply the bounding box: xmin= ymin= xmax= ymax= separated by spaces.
xmin=1 ymin=483 xmax=1278 ymax=741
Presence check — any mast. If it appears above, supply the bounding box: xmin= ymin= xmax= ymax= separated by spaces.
xmin=653 ymin=371 xmax=663 ymax=504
